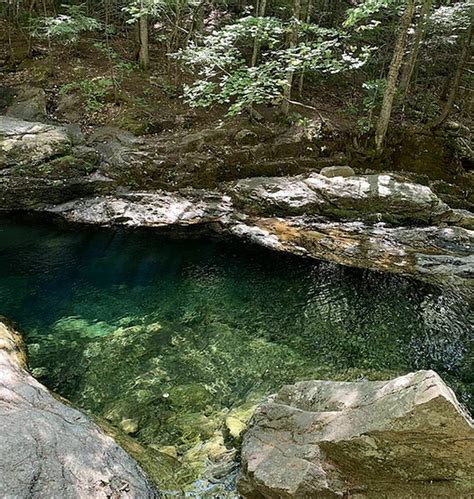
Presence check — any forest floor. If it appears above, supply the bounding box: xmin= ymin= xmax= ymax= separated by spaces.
xmin=1 ymin=22 xmax=473 ymax=209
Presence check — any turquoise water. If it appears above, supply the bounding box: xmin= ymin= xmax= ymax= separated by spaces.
xmin=0 ymin=214 xmax=472 ymax=492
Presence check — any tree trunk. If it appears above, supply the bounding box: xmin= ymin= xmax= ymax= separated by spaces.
xmin=251 ymin=0 xmax=267 ymax=67
xmin=138 ymin=1 xmax=150 ymax=71
xmin=281 ymin=0 xmax=301 ymax=115
xmin=298 ymin=0 xmax=313 ymax=96
xmin=429 ymin=20 xmax=473 ymax=129
xmin=185 ymin=0 xmax=206 ymax=46
xmin=374 ymin=0 xmax=415 ymax=153
xmin=399 ymin=0 xmax=433 ymax=100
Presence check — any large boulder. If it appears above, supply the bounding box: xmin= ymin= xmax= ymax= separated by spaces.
xmin=49 ymin=190 xmax=233 ymax=227
xmin=238 ymin=371 xmax=474 ymax=498
xmin=0 ymin=115 xmax=72 ymax=168
xmin=231 ymin=173 xmax=451 ymax=224
xmin=232 ymin=217 xmax=474 ymax=283
xmin=0 ymin=85 xmax=47 ymax=122
xmin=0 ymin=318 xmax=158 ymax=498
xmin=0 ymin=116 xmax=112 ymax=209
xmin=50 ymin=191 xmax=474 ymax=284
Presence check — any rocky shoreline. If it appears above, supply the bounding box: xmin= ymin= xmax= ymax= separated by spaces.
xmin=1 ymin=316 xmax=473 ymax=498
xmin=1 ymin=114 xmax=474 ymax=497
xmin=238 ymin=371 xmax=474 ymax=497
xmin=0 ymin=317 xmax=158 ymax=498
xmin=1 ymin=115 xmax=473 ymax=284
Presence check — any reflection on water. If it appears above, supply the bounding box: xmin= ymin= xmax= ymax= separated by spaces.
xmin=0 ymin=214 xmax=472 ymax=492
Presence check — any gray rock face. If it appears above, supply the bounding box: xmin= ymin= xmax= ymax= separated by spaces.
xmin=0 ymin=116 xmax=113 ymax=209
xmin=4 ymin=85 xmax=47 ymax=122
xmin=50 ymin=191 xmax=474 ymax=284
xmin=238 ymin=371 xmax=474 ymax=498
xmin=0 ymin=115 xmax=72 ymax=168
xmin=0 ymin=318 xmax=158 ymax=498
xmin=50 ymin=190 xmax=233 ymax=227
xmin=88 ymin=127 xmax=146 ymax=173
xmin=232 ymin=173 xmax=451 ymax=223
xmin=0 ymin=115 xmax=472 ymax=283
xmin=234 ymin=217 xmax=474 ymax=282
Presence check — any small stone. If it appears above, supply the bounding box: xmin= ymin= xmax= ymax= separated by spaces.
xmin=235 ymin=129 xmax=259 ymax=146
xmin=320 ymin=165 xmax=355 ymax=178
xmin=159 ymin=446 xmax=178 ymax=459
xmin=31 ymin=366 xmax=49 ymax=379
xmin=120 ymin=418 xmax=139 ymax=434
xmin=145 ymin=322 xmax=162 ymax=334
xmin=225 ymin=416 xmax=247 ymax=439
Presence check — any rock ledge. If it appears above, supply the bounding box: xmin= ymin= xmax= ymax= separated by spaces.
xmin=238 ymin=370 xmax=474 ymax=498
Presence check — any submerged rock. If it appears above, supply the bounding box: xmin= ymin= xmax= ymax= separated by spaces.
xmin=0 ymin=317 xmax=158 ymax=498
xmin=238 ymin=370 xmax=474 ymax=498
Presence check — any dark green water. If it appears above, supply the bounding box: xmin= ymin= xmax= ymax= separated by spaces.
xmin=0 ymin=215 xmax=472 ymax=492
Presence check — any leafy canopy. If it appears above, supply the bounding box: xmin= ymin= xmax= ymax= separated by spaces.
xmin=176 ymin=16 xmax=372 ymax=115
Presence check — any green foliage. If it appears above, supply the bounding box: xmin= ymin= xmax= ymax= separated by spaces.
xmin=60 ymin=77 xmax=113 ymax=112
xmin=59 ymin=43 xmax=135 ymax=112
xmin=425 ymin=2 xmax=473 ymax=47
xmin=355 ymin=79 xmax=387 ymax=133
xmin=177 ymin=16 xmax=371 ymax=115
xmin=344 ymin=0 xmax=402 ymax=28
xmin=362 ymin=78 xmax=386 ymax=114
xmin=29 ymin=4 xmax=101 ymax=45
xmin=93 ymin=41 xmax=137 ymax=75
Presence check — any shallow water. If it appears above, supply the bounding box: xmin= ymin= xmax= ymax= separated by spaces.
xmin=0 ymin=214 xmax=472 ymax=493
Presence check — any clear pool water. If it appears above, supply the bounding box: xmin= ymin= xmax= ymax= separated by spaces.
xmin=0 ymin=214 xmax=472 ymax=492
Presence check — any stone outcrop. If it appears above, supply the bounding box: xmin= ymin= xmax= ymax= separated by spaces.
xmin=0 ymin=116 xmax=72 ymax=168
xmin=232 ymin=217 xmax=474 ymax=281
xmin=0 ymin=86 xmax=47 ymax=122
xmin=231 ymin=173 xmax=451 ymax=224
xmin=49 ymin=187 xmax=474 ymax=284
xmin=238 ymin=371 xmax=474 ymax=498
xmin=49 ymin=190 xmax=233 ymax=227
xmin=1 ymin=115 xmax=473 ymax=283
xmin=0 ymin=317 xmax=158 ymax=498
xmin=0 ymin=116 xmax=112 ymax=209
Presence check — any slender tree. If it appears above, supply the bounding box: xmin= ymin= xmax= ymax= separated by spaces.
xmin=281 ymin=0 xmax=302 ymax=115
xmin=399 ymin=0 xmax=433 ymax=100
xmin=374 ymin=0 xmax=415 ymax=152
xmin=138 ymin=0 xmax=150 ymax=70
xmin=430 ymin=19 xmax=473 ymax=129
xmin=298 ymin=0 xmax=313 ymax=96
xmin=251 ymin=0 xmax=267 ymax=67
